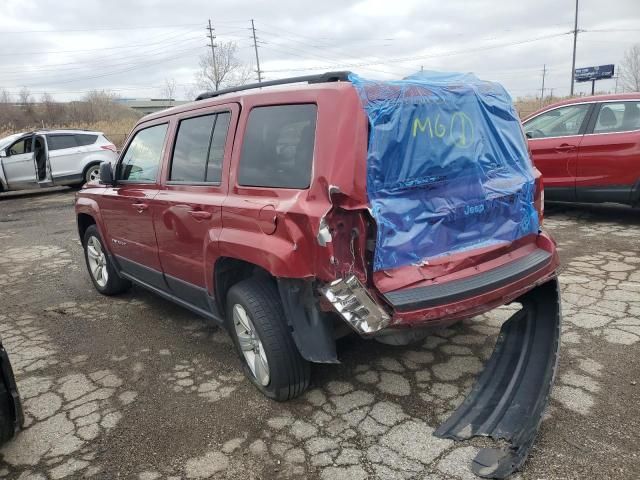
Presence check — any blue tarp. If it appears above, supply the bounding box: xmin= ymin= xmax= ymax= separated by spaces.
xmin=350 ymin=71 xmax=539 ymax=271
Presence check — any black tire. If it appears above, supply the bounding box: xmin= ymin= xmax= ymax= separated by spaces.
xmin=0 ymin=381 xmax=15 ymax=444
xmin=226 ymin=278 xmax=310 ymax=401
xmin=83 ymin=162 xmax=101 ymax=184
xmin=0 ymin=344 xmax=23 ymax=445
xmin=83 ymin=225 xmax=131 ymax=295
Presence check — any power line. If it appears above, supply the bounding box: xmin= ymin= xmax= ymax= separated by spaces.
xmin=0 ymin=35 xmax=203 ymax=77
xmin=255 ymin=26 xmax=411 ymax=76
xmin=262 ymin=31 xmax=571 ymax=73
xmin=15 ymin=46 xmax=202 ymax=88
xmin=0 ymin=22 xmax=248 ymax=34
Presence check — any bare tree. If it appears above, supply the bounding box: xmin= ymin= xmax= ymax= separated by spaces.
xmin=196 ymin=41 xmax=253 ymax=92
xmin=182 ymin=84 xmax=200 ymax=101
xmin=161 ymin=78 xmax=177 ymax=105
xmin=0 ymin=88 xmax=11 ymax=104
xmin=620 ymin=44 xmax=640 ymax=92
xmin=18 ymin=87 xmax=32 ymax=106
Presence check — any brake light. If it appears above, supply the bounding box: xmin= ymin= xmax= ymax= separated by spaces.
xmin=101 ymin=144 xmax=117 ymax=153
xmin=534 ymin=174 xmax=544 ymax=226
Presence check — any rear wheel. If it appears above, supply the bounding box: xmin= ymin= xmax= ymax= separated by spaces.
xmin=226 ymin=278 xmax=310 ymax=401
xmin=83 ymin=225 xmax=130 ymax=295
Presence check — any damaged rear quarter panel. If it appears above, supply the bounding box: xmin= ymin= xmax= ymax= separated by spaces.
xmin=218 ymin=84 xmax=371 ymax=283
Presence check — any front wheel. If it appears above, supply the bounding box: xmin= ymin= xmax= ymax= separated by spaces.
xmin=83 ymin=225 xmax=131 ymax=295
xmin=84 ymin=163 xmax=101 ymax=184
xmin=226 ymin=278 xmax=310 ymax=401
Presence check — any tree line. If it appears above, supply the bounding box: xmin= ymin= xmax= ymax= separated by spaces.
xmin=0 ymin=89 xmax=141 ymax=134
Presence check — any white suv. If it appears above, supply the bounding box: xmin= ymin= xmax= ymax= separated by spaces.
xmin=0 ymin=129 xmax=118 ymax=193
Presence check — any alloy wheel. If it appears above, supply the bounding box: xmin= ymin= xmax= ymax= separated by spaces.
xmin=87 ymin=165 xmax=100 ymax=182
xmin=86 ymin=236 xmax=109 ymax=288
xmin=233 ymin=304 xmax=270 ymax=386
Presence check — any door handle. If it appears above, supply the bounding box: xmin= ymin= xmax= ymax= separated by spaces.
xmin=132 ymin=202 xmax=149 ymax=213
xmin=188 ymin=210 xmax=212 ymax=220
xmin=554 ymin=144 xmax=576 ymax=153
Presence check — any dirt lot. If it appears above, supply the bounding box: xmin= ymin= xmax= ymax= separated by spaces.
xmin=0 ymin=188 xmax=638 ymax=480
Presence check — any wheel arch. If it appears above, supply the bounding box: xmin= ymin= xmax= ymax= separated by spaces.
xmin=212 ymin=256 xmax=338 ymax=364
xmin=212 ymin=257 xmax=271 ymax=314
xmin=77 ymin=212 xmax=96 ymax=242
xmin=75 ymin=197 xmax=108 ymax=249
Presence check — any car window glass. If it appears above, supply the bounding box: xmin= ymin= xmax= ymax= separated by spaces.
xmin=524 ymin=104 xmax=590 ymax=139
xmin=238 ymin=104 xmax=316 ymax=188
xmin=75 ymin=134 xmax=98 ymax=146
xmin=206 ymin=112 xmax=230 ymax=183
xmin=8 ymin=138 xmax=32 ymax=155
xmin=170 ymin=115 xmax=216 ymax=182
xmin=47 ymin=134 xmax=78 ymax=150
xmin=120 ymin=124 xmax=168 ymax=182
xmin=593 ymin=102 xmax=640 ymax=134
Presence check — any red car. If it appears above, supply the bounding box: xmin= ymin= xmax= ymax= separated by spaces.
xmin=76 ymin=71 xmax=562 ymax=478
xmin=523 ymin=93 xmax=640 ymax=205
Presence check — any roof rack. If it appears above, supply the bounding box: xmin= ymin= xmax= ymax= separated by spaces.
xmin=195 ymin=71 xmax=352 ymax=101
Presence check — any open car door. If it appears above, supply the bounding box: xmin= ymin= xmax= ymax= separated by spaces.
xmin=32 ymin=133 xmax=53 ymax=187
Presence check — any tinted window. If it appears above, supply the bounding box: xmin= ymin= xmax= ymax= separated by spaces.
xmin=171 ymin=115 xmax=215 ymax=182
xmin=206 ymin=112 xmax=230 ymax=183
xmin=120 ymin=124 xmax=168 ymax=182
xmin=238 ymin=104 xmax=316 ymax=188
xmin=8 ymin=137 xmax=32 ymax=155
xmin=47 ymin=134 xmax=78 ymax=150
xmin=593 ymin=101 xmax=640 ymax=134
xmin=75 ymin=134 xmax=98 ymax=146
xmin=524 ymin=104 xmax=590 ymax=139
xmin=170 ymin=112 xmax=230 ymax=183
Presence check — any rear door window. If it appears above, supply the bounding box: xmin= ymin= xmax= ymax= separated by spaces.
xmin=169 ymin=112 xmax=230 ymax=184
xmin=75 ymin=134 xmax=98 ymax=146
xmin=47 ymin=134 xmax=78 ymax=151
xmin=238 ymin=104 xmax=317 ymax=189
xmin=593 ymin=101 xmax=640 ymax=134
xmin=120 ymin=123 xmax=168 ymax=182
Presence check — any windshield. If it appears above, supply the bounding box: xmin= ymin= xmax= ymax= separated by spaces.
xmin=0 ymin=133 xmax=23 ymax=150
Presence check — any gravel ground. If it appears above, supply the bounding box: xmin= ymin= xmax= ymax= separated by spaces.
xmin=0 ymin=187 xmax=638 ymax=480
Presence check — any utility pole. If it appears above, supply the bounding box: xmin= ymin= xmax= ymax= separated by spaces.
xmin=540 ymin=64 xmax=547 ymax=107
xmin=207 ymin=19 xmax=219 ymax=90
xmin=569 ymin=0 xmax=579 ymax=96
xmin=251 ymin=19 xmax=263 ymax=83
xmin=549 ymin=88 xmax=554 ymax=101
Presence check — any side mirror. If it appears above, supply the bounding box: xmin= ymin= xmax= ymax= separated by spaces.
xmin=99 ymin=162 xmax=115 ymax=185
xmin=0 ymin=150 xmax=6 ymax=158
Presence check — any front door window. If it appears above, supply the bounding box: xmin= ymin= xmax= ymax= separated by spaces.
xmin=524 ymin=104 xmax=591 ymax=139
xmin=119 ymin=124 xmax=168 ymax=182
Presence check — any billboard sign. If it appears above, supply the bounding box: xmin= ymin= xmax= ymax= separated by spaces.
xmin=574 ymin=64 xmax=615 ymax=82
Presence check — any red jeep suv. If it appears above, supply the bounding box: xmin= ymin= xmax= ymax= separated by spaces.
xmin=523 ymin=93 xmax=640 ymax=206
xmin=76 ymin=71 xmax=561 ymax=478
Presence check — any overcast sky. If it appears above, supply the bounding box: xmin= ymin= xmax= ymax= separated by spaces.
xmin=1 ymin=0 xmax=638 ymax=102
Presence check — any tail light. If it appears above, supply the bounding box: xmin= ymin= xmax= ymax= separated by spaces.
xmin=101 ymin=144 xmax=117 ymax=153
xmin=533 ymin=170 xmax=544 ymax=226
